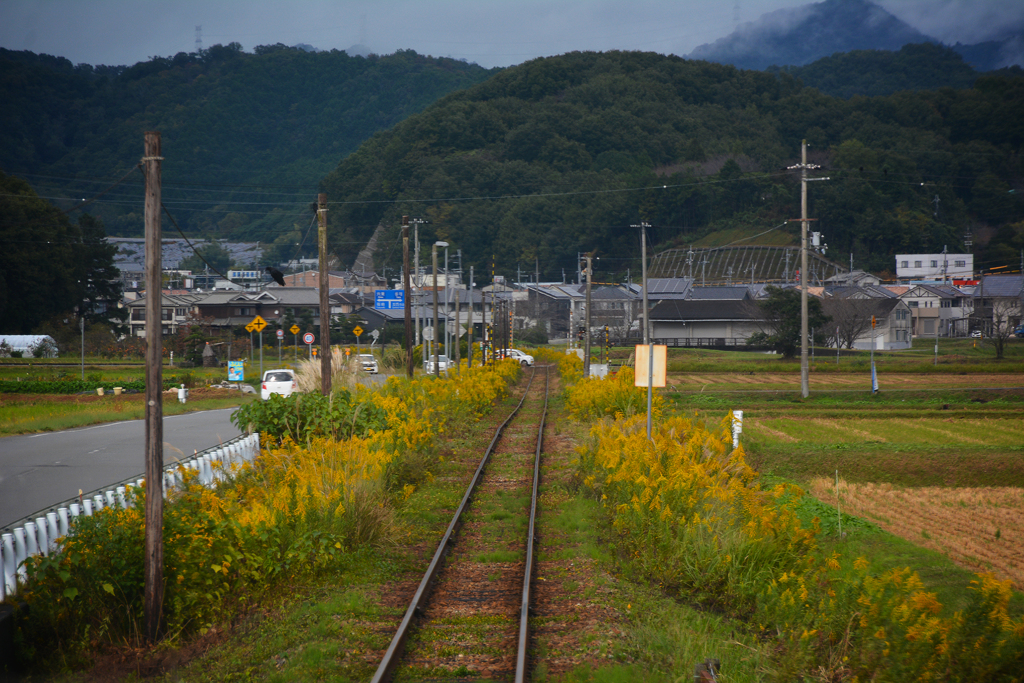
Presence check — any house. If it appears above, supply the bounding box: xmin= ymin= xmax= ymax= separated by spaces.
xmin=894 ymin=284 xmax=972 ymax=337
xmin=821 ymin=297 xmax=913 ymax=350
xmin=972 ymin=274 xmax=1023 ymax=335
xmin=649 ymin=298 xmax=763 ymax=346
xmin=125 ymin=293 xmax=204 ymax=338
xmin=896 ymin=253 xmax=973 ymax=281
xmin=825 ymin=270 xmax=882 ymax=287
xmin=193 ymin=288 xmax=323 ymax=331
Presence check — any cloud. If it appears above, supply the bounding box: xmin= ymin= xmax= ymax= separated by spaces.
xmin=877 ymin=0 xmax=1024 ymax=44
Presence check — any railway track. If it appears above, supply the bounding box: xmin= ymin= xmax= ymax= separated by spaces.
xmin=372 ymin=365 xmax=550 ymax=683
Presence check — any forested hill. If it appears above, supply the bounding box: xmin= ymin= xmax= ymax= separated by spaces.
xmin=768 ymin=43 xmax=984 ymax=99
xmin=319 ymin=50 xmax=1024 ymax=282
xmin=0 ymin=44 xmax=496 ymax=251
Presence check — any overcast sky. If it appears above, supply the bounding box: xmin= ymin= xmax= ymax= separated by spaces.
xmin=1 ymin=0 xmax=1022 ymax=69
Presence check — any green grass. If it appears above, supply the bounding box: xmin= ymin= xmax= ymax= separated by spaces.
xmin=0 ymin=394 xmax=255 ymax=435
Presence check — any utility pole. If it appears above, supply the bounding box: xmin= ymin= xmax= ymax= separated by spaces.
xmin=584 ymin=255 xmax=593 ymax=379
xmin=402 ymin=216 xmax=413 ymax=378
xmin=410 ymin=218 xmax=426 ymax=346
xmin=468 ymin=266 xmax=475 ymax=367
xmin=454 ymin=288 xmax=461 ymax=374
xmin=318 ymin=193 xmax=330 ymax=395
xmin=142 ymin=131 xmax=164 ymax=643
xmin=789 ymin=140 xmax=820 ymax=399
xmin=636 ymin=222 xmax=653 ymax=439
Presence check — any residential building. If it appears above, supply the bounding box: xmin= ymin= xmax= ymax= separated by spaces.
xmin=972 ymin=274 xmax=1024 ymax=335
xmin=896 ymin=253 xmax=973 ymax=282
xmin=125 ymin=293 xmax=203 ymax=338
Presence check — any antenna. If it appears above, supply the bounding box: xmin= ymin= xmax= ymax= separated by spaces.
xmin=195 ymin=25 xmax=203 ymax=53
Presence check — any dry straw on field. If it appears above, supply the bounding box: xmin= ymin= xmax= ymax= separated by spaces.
xmin=809 ymin=478 xmax=1024 ymax=589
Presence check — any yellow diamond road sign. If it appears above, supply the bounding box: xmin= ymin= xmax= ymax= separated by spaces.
xmin=250 ymin=315 xmax=267 ymax=332
xmin=290 ymin=324 xmax=300 ymax=335
xmin=244 ymin=322 xmax=257 ymax=333
xmin=352 ymin=325 xmax=364 ymax=337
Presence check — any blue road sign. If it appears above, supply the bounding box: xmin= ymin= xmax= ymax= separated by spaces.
xmin=374 ymin=289 xmax=405 ymax=310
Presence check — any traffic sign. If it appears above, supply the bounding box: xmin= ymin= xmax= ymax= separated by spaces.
xmin=374 ymin=290 xmax=405 ymax=310
xmin=289 ymin=324 xmax=300 ymax=335
xmin=422 ymin=326 xmax=434 ymax=341
xmin=250 ymin=315 xmax=267 ymax=332
xmin=276 ymin=329 xmax=284 ymax=339
xmin=303 ymin=332 xmax=315 ymax=345
xmin=245 ymin=322 xmax=257 ymax=333
xmin=352 ymin=325 xmax=364 ymax=337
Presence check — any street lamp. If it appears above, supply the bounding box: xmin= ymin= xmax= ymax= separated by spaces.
xmin=432 ymin=241 xmax=448 ymax=376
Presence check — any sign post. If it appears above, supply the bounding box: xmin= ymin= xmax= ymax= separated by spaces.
xmin=303 ymin=332 xmax=315 ymax=360
xmin=353 ymin=325 xmax=364 ymax=353
xmin=290 ymin=324 xmax=300 ymax=360
xmin=250 ymin=315 xmax=267 ymax=379
xmin=276 ymin=328 xmax=283 ymax=360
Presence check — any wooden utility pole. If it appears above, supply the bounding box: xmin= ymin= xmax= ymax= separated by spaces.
xmin=142 ymin=131 xmax=164 ymax=643
xmin=800 ymin=142 xmax=809 ymax=398
xmin=403 ymin=216 xmax=413 ymax=378
xmin=318 ymin=193 xmax=330 ymax=395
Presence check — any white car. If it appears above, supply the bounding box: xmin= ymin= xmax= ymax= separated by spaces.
xmin=261 ymin=369 xmax=297 ymax=400
xmin=423 ymin=354 xmax=451 ymax=375
xmin=359 ymin=353 xmax=379 ymax=374
xmin=501 ymin=348 xmax=535 ymax=367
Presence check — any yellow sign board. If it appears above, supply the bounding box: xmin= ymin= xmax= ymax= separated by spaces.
xmin=352 ymin=325 xmax=364 ymax=337
xmin=250 ymin=315 xmax=267 ymax=332
xmin=289 ymin=324 xmax=300 ymax=335
xmin=245 ymin=322 xmax=257 ymax=333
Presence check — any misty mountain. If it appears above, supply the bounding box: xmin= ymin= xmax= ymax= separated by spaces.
xmin=688 ymin=0 xmax=931 ymax=71
xmin=768 ymin=43 xmax=980 ymax=99
xmin=951 ymin=33 xmax=1024 ymax=72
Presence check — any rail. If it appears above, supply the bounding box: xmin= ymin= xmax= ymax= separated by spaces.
xmin=1 ymin=432 xmax=260 ymax=600
xmin=371 ymin=366 xmax=547 ymax=683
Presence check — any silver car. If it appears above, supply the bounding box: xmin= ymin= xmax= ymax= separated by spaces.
xmin=359 ymin=353 xmax=379 ymax=374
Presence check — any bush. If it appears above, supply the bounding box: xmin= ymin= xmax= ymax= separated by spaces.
xmin=230 ymin=389 xmax=388 ymax=444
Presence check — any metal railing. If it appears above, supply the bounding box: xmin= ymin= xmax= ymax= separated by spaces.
xmin=1 ymin=432 xmax=260 ymax=600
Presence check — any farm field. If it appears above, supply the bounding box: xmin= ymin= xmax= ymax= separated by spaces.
xmin=666 ymin=370 xmax=1024 ymax=595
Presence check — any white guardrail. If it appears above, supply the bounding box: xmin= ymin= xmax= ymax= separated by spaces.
xmin=0 ymin=432 xmax=260 ymax=600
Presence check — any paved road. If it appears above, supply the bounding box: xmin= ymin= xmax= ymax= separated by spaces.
xmin=0 ymin=409 xmax=242 ymax=528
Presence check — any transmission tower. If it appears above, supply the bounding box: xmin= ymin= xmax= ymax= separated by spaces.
xmin=195 ymin=25 xmax=203 ymax=53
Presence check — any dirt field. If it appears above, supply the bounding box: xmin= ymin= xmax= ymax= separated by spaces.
xmin=809 ymin=479 xmax=1024 ymax=590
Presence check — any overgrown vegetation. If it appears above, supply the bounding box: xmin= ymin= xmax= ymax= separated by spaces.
xmin=7 ymin=361 xmax=520 ymax=673
xmin=565 ymin=359 xmax=1024 ymax=680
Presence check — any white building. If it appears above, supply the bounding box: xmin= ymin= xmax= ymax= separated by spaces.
xmin=896 ymin=253 xmax=973 ymax=282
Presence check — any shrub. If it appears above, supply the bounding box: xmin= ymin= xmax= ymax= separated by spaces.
xmin=230 ymin=389 xmax=387 ymax=444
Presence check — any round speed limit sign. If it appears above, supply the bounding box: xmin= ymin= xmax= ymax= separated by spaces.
xmin=303 ymin=332 xmax=315 ymax=345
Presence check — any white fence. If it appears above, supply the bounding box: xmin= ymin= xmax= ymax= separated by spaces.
xmin=1 ymin=433 xmax=260 ymax=600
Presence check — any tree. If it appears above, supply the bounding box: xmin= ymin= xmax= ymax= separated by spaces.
xmin=986 ymin=299 xmax=1021 ymax=360
xmin=179 ymin=241 xmax=232 ymax=275
xmin=751 ymin=286 xmax=831 ymax=358
xmin=76 ymin=213 xmax=125 ymax=325
xmin=822 ymin=298 xmax=875 ymax=349
xmin=0 ymin=172 xmax=83 ymax=332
